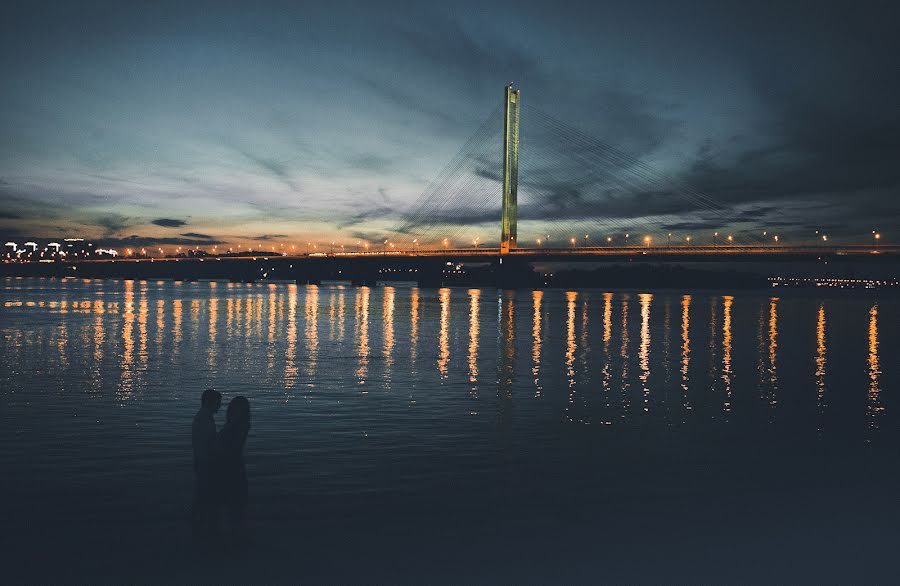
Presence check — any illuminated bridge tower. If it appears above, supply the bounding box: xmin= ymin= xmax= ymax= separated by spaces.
xmin=500 ymin=84 xmax=520 ymax=255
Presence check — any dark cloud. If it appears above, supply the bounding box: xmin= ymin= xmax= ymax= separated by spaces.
xmin=94 ymin=214 xmax=134 ymax=235
xmin=0 ymin=211 xmax=21 ymax=219
xmin=151 ymin=218 xmax=187 ymax=228
xmin=181 ymin=232 xmax=214 ymax=239
xmin=249 ymin=234 xmax=289 ymax=241
xmin=98 ymin=234 xmax=225 ymax=247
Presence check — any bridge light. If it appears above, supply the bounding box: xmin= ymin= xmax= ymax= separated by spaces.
xmin=727 ymin=235 xmax=733 ymax=243
xmin=644 ymin=236 xmax=651 ymax=247
xmin=443 ymin=238 xmax=448 ymax=248
xmin=536 ymin=238 xmax=542 ymax=247
xmin=774 ymin=235 xmax=779 ymax=242
xmin=822 ymin=235 xmax=827 ymax=242
xmin=686 ymin=236 xmax=692 ymax=245
xmin=607 ymin=236 xmax=612 ymax=243
xmin=570 ymin=238 xmax=576 ymax=247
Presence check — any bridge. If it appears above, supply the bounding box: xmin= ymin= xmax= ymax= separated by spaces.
xmin=4 ymin=84 xmax=897 ymax=287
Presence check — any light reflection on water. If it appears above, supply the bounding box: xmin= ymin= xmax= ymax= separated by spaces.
xmin=1 ymin=277 xmax=898 ymax=505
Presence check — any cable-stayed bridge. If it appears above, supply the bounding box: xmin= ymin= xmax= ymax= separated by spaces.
xmin=382 ymin=84 xmax=885 ymax=255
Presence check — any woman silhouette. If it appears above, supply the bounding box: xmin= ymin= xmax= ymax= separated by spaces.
xmin=216 ymin=396 xmax=251 ymax=536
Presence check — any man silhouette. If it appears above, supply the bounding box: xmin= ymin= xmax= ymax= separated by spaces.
xmin=192 ymin=388 xmax=222 ymax=539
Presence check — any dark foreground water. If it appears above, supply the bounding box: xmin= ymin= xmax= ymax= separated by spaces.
xmin=2 ymin=277 xmax=898 ymax=583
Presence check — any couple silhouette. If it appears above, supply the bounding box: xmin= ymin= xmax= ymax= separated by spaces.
xmin=191 ymin=389 xmax=251 ymax=541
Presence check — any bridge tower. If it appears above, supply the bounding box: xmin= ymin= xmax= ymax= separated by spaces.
xmin=500 ymin=84 xmax=520 ymax=255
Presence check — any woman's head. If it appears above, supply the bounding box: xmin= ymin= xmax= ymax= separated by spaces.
xmin=226 ymin=396 xmax=251 ymax=428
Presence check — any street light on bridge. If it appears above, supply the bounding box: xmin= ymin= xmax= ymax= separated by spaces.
xmin=607 ymin=236 xmax=612 ymax=245
xmin=727 ymin=235 xmax=733 ymax=244
xmin=667 ymin=233 xmax=672 ymax=247
xmin=443 ymin=238 xmax=449 ymax=249
xmin=536 ymin=238 xmax=542 ymax=248
xmin=570 ymin=237 xmax=576 ymax=248
xmin=644 ymin=236 xmax=651 ymax=248
xmin=714 ymin=232 xmax=719 ymax=246
xmin=685 ymin=236 xmax=692 ymax=246
xmin=413 ymin=239 xmax=419 ymax=255
xmin=873 ymin=230 xmax=881 ymax=246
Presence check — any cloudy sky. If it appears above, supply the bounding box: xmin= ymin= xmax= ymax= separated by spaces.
xmin=1 ymin=0 xmax=897 ymax=248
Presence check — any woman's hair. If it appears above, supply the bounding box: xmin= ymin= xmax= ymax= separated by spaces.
xmin=226 ymin=396 xmax=251 ymax=428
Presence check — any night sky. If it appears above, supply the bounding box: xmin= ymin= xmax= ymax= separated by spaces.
xmin=1 ymin=0 xmax=898 ymax=248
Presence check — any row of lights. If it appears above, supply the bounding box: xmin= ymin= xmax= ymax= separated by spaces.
xmin=22 ymin=227 xmax=884 ymax=260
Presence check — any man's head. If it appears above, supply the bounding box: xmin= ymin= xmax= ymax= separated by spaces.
xmin=201 ymin=388 xmax=222 ymax=413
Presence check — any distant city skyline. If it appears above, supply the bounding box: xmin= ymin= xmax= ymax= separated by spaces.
xmin=2 ymin=0 xmax=898 ymax=248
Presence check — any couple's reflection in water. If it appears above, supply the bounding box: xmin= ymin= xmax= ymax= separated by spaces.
xmin=191 ymin=389 xmax=251 ymax=547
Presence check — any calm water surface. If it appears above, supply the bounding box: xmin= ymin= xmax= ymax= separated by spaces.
xmin=2 ymin=277 xmax=898 ymax=582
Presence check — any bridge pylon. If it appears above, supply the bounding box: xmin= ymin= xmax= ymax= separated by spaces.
xmin=500 ymin=84 xmax=520 ymax=255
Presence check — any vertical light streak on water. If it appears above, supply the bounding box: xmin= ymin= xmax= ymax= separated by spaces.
xmin=565 ymin=291 xmax=578 ymax=422
xmin=267 ymin=285 xmax=278 ymax=373
xmin=498 ymin=290 xmax=515 ymax=404
xmin=329 ymin=288 xmax=337 ymax=340
xmin=639 ymin=293 xmax=652 ymax=414
xmin=409 ymin=288 xmax=420 ymax=370
xmin=208 ymin=291 xmax=218 ymax=371
xmin=234 ymin=296 xmax=243 ymax=341
xmin=284 ymin=284 xmax=298 ymax=391
xmin=681 ymin=295 xmax=692 ymax=415
xmin=708 ymin=296 xmax=718 ymax=394
xmin=244 ymin=293 xmax=253 ymax=342
xmin=138 ymin=287 xmax=149 ymax=375
xmin=867 ymin=304 xmax=882 ymax=436
xmin=815 ymin=302 xmax=827 ymax=432
xmin=119 ymin=280 xmax=135 ymax=399
xmin=768 ymin=298 xmax=779 ymax=416
xmin=173 ymin=297 xmax=184 ymax=364
xmin=438 ymin=288 xmax=450 ymax=381
xmin=255 ymin=288 xmax=263 ymax=339
xmin=304 ymin=286 xmax=319 ymax=385
xmin=225 ymin=297 xmax=234 ymax=354
xmin=91 ymin=300 xmax=104 ymax=394
xmin=383 ymin=287 xmax=396 ymax=390
xmin=468 ymin=289 xmax=480 ymax=397
xmin=337 ymin=288 xmax=346 ymax=342
xmin=56 ymin=318 xmax=69 ymax=371
xmin=356 ymin=287 xmax=370 ymax=387
xmin=155 ymin=298 xmax=165 ymax=350
xmin=532 ymin=290 xmax=543 ymax=398
xmin=601 ymin=292 xmax=613 ymax=417
xmin=620 ymin=295 xmax=631 ymax=417
xmin=268 ymin=285 xmax=277 ymax=344
xmin=722 ymin=296 xmax=733 ymax=416
xmin=190 ymin=296 xmax=201 ymax=342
